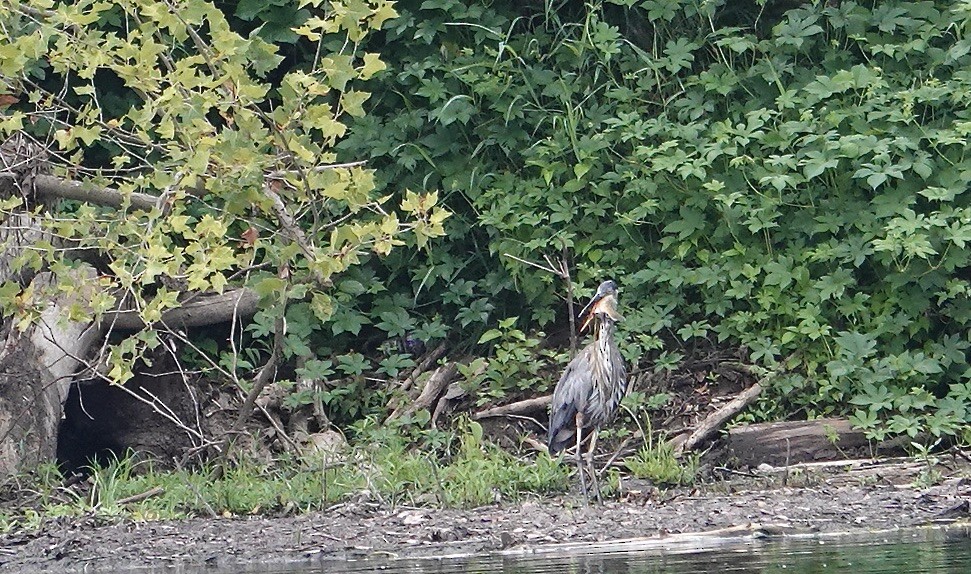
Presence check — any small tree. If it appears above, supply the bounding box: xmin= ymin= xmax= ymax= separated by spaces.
xmin=0 ymin=0 xmax=447 ymax=474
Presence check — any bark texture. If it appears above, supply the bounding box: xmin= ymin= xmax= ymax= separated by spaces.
xmin=0 ymin=269 xmax=101 ymax=477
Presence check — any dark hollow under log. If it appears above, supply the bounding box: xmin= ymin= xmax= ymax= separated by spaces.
xmin=57 ymin=354 xmax=204 ymax=474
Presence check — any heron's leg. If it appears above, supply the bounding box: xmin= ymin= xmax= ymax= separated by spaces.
xmin=574 ymin=412 xmax=589 ymax=506
xmin=587 ymin=429 xmax=602 ymax=504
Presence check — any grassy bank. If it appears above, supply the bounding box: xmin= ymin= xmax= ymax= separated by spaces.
xmin=0 ymin=420 xmax=572 ymax=532
xmin=0 ymin=417 xmax=705 ymax=534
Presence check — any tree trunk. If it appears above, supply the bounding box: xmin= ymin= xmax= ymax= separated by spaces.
xmin=0 ymin=268 xmax=101 ymax=477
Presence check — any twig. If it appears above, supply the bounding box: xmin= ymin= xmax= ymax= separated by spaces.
xmin=257 ymin=401 xmax=299 ymax=454
xmin=231 ymin=288 xmax=287 ymax=433
xmin=116 ymin=486 xmax=165 ymax=505
xmin=266 ymin=161 xmax=366 ymax=178
xmin=712 ymin=466 xmax=760 ymax=478
xmin=502 ymin=245 xmax=577 ymax=356
xmin=599 ymin=436 xmax=633 ymax=476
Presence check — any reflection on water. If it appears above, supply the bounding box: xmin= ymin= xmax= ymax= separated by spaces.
xmin=267 ymin=527 xmax=971 ymax=574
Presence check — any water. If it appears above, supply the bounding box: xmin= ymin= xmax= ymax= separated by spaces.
xmin=261 ymin=527 xmax=971 ymax=574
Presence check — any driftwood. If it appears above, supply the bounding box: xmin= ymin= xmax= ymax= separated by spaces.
xmin=669 ymin=382 xmax=763 ymax=456
xmin=473 ymin=395 xmax=552 ymax=420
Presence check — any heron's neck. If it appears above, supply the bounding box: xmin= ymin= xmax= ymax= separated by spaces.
xmin=594 ymin=315 xmax=615 ymax=351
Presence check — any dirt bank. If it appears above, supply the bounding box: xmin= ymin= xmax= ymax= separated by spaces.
xmin=2 ymin=456 xmax=970 ymax=573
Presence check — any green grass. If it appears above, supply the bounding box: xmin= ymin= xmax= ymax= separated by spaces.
xmin=625 ymin=435 xmax=699 ymax=487
xmin=0 ymin=420 xmax=570 ymax=532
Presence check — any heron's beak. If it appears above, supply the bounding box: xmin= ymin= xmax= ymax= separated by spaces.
xmin=579 ymin=293 xmax=623 ymax=332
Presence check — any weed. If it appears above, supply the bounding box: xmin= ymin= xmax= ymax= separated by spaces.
xmin=910 ymin=440 xmax=943 ymax=488
xmin=626 ymin=435 xmax=699 ymax=487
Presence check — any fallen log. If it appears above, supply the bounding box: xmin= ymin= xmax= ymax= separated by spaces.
xmin=100 ymin=288 xmax=260 ymax=331
xmin=724 ymin=418 xmax=878 ymax=467
xmin=669 ymin=382 xmax=763 ymax=456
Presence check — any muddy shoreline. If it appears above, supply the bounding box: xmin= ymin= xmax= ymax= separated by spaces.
xmin=2 ymin=457 xmax=970 ymax=573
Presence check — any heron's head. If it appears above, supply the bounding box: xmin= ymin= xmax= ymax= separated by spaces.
xmin=578 ymin=280 xmax=623 ymax=332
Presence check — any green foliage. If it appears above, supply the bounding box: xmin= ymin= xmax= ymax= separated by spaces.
xmin=334 ymin=0 xmax=971 ymax=439
xmin=0 ymin=1 xmax=447 ymax=423
xmin=4 ymin=0 xmax=970 ymax=445
xmin=468 ymin=317 xmax=557 ymax=405
xmin=353 ymin=417 xmax=569 ymax=507
xmin=909 ymin=439 xmax=944 ymax=488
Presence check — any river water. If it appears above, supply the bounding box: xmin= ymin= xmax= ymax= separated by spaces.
xmin=255 ymin=527 xmax=971 ymax=574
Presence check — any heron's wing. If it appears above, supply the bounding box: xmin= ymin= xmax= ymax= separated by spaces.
xmin=547 ymin=346 xmax=595 ymax=454
xmin=606 ymin=341 xmax=628 ymax=421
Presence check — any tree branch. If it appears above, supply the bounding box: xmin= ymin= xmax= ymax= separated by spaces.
xmin=100 ymin=288 xmax=260 ymax=330
xmin=0 ymin=173 xmax=161 ymax=210
xmin=473 ymin=395 xmax=552 ymax=419
xmin=669 ymin=382 xmax=764 ymax=456
xmin=231 ymin=308 xmax=286 ymax=433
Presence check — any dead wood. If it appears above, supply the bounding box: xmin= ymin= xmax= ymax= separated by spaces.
xmin=401 ymin=342 xmax=447 ymax=394
xmin=231 ymin=310 xmax=286 ymax=434
xmin=669 ymin=381 xmax=763 ymax=456
xmin=387 ymin=362 xmax=459 ymax=423
xmin=473 ymin=395 xmax=552 ymax=420
xmin=101 ymin=288 xmax=260 ymax=330
xmin=521 ymin=435 xmax=547 ymax=453
xmin=724 ymin=418 xmax=878 ymax=467
xmin=384 ymin=342 xmax=447 ymax=413
xmin=431 ymin=382 xmax=469 ymax=427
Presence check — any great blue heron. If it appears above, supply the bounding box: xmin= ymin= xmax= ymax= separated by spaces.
xmin=548 ymin=280 xmax=627 ymax=503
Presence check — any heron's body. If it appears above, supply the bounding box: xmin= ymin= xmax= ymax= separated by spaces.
xmin=548 ymin=315 xmax=626 ymax=454
xmin=547 ymin=280 xmax=628 ymax=502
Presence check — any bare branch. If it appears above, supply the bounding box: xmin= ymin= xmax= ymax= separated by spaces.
xmin=669 ymin=382 xmax=763 ymax=456
xmin=473 ymin=395 xmax=552 ymax=419
xmin=502 ymin=252 xmax=559 ymax=275
xmin=231 ymin=304 xmax=286 ymax=433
